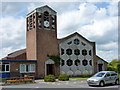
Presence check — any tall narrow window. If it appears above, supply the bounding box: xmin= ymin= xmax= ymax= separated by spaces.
xmin=2 ymin=64 xmax=5 ymax=71
xmin=6 ymin=65 xmax=10 ymax=72
xmin=20 ymin=64 xmax=26 ymax=73
xmin=30 ymin=64 xmax=35 ymax=72
xmin=51 ymin=15 xmax=55 ymax=29
xmin=44 ymin=11 xmax=50 ymax=28
xmin=29 ymin=15 xmax=33 ymax=30
xmin=38 ymin=13 xmax=42 ymax=29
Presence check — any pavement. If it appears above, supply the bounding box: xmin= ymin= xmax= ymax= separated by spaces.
xmin=1 ymin=79 xmax=119 ymax=89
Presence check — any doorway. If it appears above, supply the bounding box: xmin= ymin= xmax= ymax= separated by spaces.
xmin=98 ymin=64 xmax=103 ymax=72
xmin=46 ymin=64 xmax=54 ymax=75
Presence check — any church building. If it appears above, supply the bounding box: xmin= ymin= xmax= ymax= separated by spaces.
xmin=0 ymin=5 xmax=108 ymax=78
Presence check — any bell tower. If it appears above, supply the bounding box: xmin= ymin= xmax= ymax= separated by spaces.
xmin=26 ymin=5 xmax=59 ymax=77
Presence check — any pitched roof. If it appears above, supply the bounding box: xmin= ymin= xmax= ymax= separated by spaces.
xmin=2 ymin=49 xmax=26 ymax=59
xmin=58 ymin=32 xmax=95 ymax=46
xmin=96 ymin=55 xmax=108 ymax=64
xmin=8 ymin=49 xmax=26 ymax=58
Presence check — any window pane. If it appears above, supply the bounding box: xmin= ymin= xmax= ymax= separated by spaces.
xmin=66 ymin=49 xmax=72 ymax=55
xmin=61 ymin=60 xmax=64 ymax=66
xmin=67 ymin=59 xmax=73 ymax=66
xmin=89 ymin=50 xmax=92 ymax=56
xmin=0 ymin=65 xmax=2 ymax=72
xmin=2 ymin=65 xmax=5 ymax=71
xmin=61 ymin=48 xmax=64 ymax=55
xmin=82 ymin=49 xmax=87 ymax=56
xmin=31 ymin=64 xmax=35 ymax=72
xmin=89 ymin=60 xmax=92 ymax=66
xmin=74 ymin=49 xmax=80 ymax=55
xmin=75 ymin=59 xmax=80 ymax=66
xmin=82 ymin=60 xmax=88 ymax=66
xmin=67 ymin=41 xmax=72 ymax=45
xmin=20 ymin=64 xmax=26 ymax=73
xmin=74 ymin=39 xmax=79 ymax=45
xmin=6 ymin=65 xmax=9 ymax=71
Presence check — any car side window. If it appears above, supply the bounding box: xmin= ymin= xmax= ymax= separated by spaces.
xmin=111 ymin=73 xmax=117 ymax=76
xmin=105 ymin=73 xmax=110 ymax=77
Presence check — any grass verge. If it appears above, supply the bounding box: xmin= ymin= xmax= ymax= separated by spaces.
xmin=69 ymin=76 xmax=90 ymax=80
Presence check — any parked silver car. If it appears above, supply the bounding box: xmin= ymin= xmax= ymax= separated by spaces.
xmin=87 ymin=71 xmax=119 ymax=87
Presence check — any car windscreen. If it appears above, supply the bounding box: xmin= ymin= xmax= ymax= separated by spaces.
xmin=94 ymin=72 xmax=105 ymax=77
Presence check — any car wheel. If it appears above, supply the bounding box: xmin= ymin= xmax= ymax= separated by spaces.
xmin=115 ymin=79 xmax=119 ymax=85
xmin=99 ymin=81 xmax=104 ymax=87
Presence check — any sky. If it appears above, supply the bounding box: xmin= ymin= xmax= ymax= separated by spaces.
xmin=0 ymin=0 xmax=119 ymax=62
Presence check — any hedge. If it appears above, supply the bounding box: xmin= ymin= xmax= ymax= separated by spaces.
xmin=58 ymin=74 xmax=69 ymax=81
xmin=44 ymin=75 xmax=56 ymax=82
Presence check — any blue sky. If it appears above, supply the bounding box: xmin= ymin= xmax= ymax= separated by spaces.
xmin=0 ymin=1 xmax=119 ymax=62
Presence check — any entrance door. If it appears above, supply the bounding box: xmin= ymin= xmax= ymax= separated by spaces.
xmin=46 ymin=64 xmax=54 ymax=75
xmin=98 ymin=64 xmax=103 ymax=71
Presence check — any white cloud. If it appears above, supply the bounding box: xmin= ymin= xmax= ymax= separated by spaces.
xmin=0 ymin=2 xmax=118 ymax=62
xmin=107 ymin=2 xmax=118 ymax=16
xmin=97 ymin=42 xmax=118 ymax=51
xmin=0 ymin=16 xmax=26 ymax=58
xmin=97 ymin=50 xmax=118 ymax=62
xmin=57 ymin=2 xmax=118 ymax=61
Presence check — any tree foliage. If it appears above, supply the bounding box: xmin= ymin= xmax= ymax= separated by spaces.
xmin=117 ymin=64 xmax=120 ymax=73
xmin=47 ymin=54 xmax=60 ymax=65
xmin=107 ymin=59 xmax=120 ymax=73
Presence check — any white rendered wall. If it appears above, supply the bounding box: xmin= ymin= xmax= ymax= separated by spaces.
xmin=59 ymin=35 xmax=94 ymax=75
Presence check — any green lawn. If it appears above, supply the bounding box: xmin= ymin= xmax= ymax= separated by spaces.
xmin=69 ymin=76 xmax=90 ymax=80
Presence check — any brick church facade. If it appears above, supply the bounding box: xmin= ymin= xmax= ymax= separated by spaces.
xmin=0 ymin=5 xmax=108 ymax=78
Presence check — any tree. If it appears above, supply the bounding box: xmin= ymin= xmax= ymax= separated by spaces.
xmin=47 ymin=54 xmax=60 ymax=65
xmin=107 ymin=59 xmax=120 ymax=72
xmin=107 ymin=66 xmax=113 ymax=71
xmin=117 ymin=64 xmax=120 ymax=73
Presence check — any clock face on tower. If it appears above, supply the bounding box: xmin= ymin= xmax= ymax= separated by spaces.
xmin=44 ymin=21 xmax=49 ymax=28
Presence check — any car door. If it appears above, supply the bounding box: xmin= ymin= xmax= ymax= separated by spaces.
xmin=111 ymin=73 xmax=118 ymax=83
xmin=104 ymin=72 xmax=111 ymax=84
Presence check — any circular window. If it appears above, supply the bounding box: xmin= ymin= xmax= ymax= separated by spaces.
xmin=67 ymin=59 xmax=73 ymax=66
xmin=74 ymin=49 xmax=80 ymax=55
xmin=75 ymin=59 xmax=80 ymax=66
xmin=61 ymin=60 xmax=65 ymax=66
xmin=82 ymin=60 xmax=88 ymax=66
xmin=74 ymin=39 xmax=79 ymax=45
xmin=82 ymin=49 xmax=87 ymax=56
xmin=66 ymin=49 xmax=72 ymax=55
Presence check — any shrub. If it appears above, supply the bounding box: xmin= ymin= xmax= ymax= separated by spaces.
xmin=107 ymin=66 xmax=113 ymax=71
xmin=58 ymin=74 xmax=69 ymax=81
xmin=44 ymin=75 xmax=56 ymax=82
